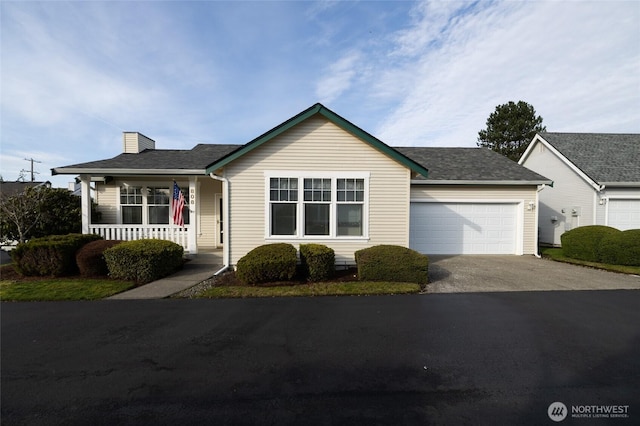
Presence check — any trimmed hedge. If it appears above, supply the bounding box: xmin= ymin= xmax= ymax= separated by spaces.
xmin=11 ymin=233 xmax=102 ymax=277
xmin=76 ymin=239 xmax=124 ymax=277
xmin=561 ymin=225 xmax=620 ymax=262
xmin=355 ymin=245 xmax=428 ymax=285
xmin=598 ymin=229 xmax=640 ymax=266
xmin=103 ymin=239 xmax=184 ymax=284
xmin=300 ymin=243 xmax=335 ymax=282
xmin=236 ymin=243 xmax=297 ymax=285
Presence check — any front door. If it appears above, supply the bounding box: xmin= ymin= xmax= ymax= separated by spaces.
xmin=215 ymin=193 xmax=223 ymax=248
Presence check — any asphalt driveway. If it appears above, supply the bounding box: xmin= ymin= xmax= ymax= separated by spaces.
xmin=2 ymin=292 xmax=639 ymax=425
xmin=427 ymin=255 xmax=640 ymax=293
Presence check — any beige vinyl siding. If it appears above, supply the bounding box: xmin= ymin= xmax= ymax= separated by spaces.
xmin=123 ymin=132 xmax=155 ymax=154
xmin=197 ymin=178 xmax=222 ymax=249
xmin=522 ymin=141 xmax=596 ymax=245
xmin=225 ymin=115 xmax=411 ymax=265
xmin=410 ymin=185 xmax=539 ymax=255
xmin=94 ymin=182 xmax=118 ymax=224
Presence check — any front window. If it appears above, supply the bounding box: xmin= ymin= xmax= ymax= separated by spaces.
xmin=119 ymin=184 xmax=189 ymax=225
xmin=304 ymin=178 xmax=331 ymax=236
xmin=266 ymin=174 xmax=368 ymax=239
xmin=270 ymin=178 xmax=298 ymax=236
xmin=337 ymin=179 xmax=364 ymax=236
xmin=147 ymin=187 xmax=170 ymax=224
xmin=120 ymin=186 xmax=143 ymax=224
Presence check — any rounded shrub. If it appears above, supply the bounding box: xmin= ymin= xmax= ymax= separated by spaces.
xmin=355 ymin=245 xmax=429 ymax=285
xmin=76 ymin=239 xmax=124 ymax=277
xmin=300 ymin=243 xmax=335 ymax=282
xmin=103 ymin=239 xmax=184 ymax=284
xmin=598 ymin=229 xmax=640 ymax=266
xmin=236 ymin=243 xmax=297 ymax=285
xmin=11 ymin=233 xmax=102 ymax=277
xmin=560 ymin=225 xmax=620 ymax=262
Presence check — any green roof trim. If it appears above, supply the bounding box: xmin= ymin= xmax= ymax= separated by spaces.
xmin=205 ymin=103 xmax=429 ymax=177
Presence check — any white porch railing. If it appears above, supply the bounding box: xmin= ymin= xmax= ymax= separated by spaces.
xmin=90 ymin=225 xmax=189 ymax=250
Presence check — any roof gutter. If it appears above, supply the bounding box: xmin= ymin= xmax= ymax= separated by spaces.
xmin=410 ymin=179 xmax=553 ymax=186
xmin=209 ymin=172 xmax=230 ymax=275
xmin=52 ymin=168 xmax=206 ymax=176
xmin=599 ymin=182 xmax=639 ymax=188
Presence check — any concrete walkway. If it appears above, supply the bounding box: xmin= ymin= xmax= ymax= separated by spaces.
xmin=107 ymin=252 xmax=223 ymax=300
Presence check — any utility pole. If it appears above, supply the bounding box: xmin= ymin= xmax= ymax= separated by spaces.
xmin=22 ymin=158 xmax=42 ymax=182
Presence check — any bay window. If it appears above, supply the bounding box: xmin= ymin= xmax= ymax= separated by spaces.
xmin=267 ymin=173 xmax=368 ymax=239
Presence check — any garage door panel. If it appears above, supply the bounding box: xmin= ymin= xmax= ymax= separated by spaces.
xmin=608 ymin=199 xmax=640 ymax=230
xmin=410 ymin=202 xmax=517 ymax=255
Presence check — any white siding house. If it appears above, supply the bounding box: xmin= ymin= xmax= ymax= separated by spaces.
xmin=519 ymin=133 xmax=640 ymax=246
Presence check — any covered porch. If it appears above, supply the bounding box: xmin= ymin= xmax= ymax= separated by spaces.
xmin=77 ymin=174 xmax=225 ymax=254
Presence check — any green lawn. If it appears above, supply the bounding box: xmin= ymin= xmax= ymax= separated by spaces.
xmin=0 ymin=277 xmax=135 ymax=301
xmin=540 ymin=247 xmax=640 ymax=275
xmin=199 ymin=281 xmax=421 ymax=298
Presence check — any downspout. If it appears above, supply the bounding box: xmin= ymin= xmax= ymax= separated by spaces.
xmin=533 ymin=184 xmax=547 ymax=258
xmin=209 ymin=172 xmax=230 ymax=275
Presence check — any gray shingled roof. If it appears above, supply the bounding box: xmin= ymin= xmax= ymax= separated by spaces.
xmin=54 ymin=142 xmax=550 ymax=184
xmin=0 ymin=181 xmax=52 ymax=196
xmin=53 ymin=144 xmax=241 ymax=173
xmin=397 ymin=147 xmax=551 ymax=182
xmin=538 ymin=133 xmax=640 ymax=183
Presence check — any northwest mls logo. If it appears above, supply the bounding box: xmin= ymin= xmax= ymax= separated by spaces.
xmin=548 ymin=402 xmax=568 ymax=422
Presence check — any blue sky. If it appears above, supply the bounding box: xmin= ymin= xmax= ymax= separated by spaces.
xmin=2 ymin=0 xmax=639 ymax=188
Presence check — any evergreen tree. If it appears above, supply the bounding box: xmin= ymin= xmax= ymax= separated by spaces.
xmin=477 ymin=101 xmax=546 ymax=161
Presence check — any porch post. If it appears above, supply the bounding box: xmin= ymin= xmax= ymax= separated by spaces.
xmin=80 ymin=174 xmax=91 ymax=235
xmin=188 ymin=177 xmax=197 ymax=253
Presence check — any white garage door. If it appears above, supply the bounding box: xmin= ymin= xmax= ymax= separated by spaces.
xmin=410 ymin=202 xmax=518 ymax=254
xmin=608 ymin=199 xmax=640 ymax=230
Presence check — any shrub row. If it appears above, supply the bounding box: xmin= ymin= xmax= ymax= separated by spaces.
xmin=236 ymin=243 xmax=298 ymax=285
xmin=11 ymin=233 xmax=102 ymax=277
xmin=76 ymin=239 xmax=124 ymax=277
xmin=561 ymin=226 xmax=640 ymax=266
xmin=599 ymin=229 xmax=640 ymax=266
xmin=300 ymin=243 xmax=335 ymax=282
xmin=235 ymin=243 xmax=428 ymax=286
xmin=104 ymin=239 xmax=184 ymax=284
xmin=355 ymin=245 xmax=429 ymax=286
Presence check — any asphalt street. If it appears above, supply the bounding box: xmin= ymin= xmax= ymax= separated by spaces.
xmin=2 ymin=291 xmax=639 ymax=425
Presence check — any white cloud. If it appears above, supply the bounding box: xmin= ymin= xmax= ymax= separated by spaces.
xmin=315 ymin=51 xmax=363 ymax=104
xmin=372 ymin=1 xmax=640 ymax=147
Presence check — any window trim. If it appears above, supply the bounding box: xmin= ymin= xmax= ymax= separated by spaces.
xmin=264 ymin=171 xmax=369 ymax=240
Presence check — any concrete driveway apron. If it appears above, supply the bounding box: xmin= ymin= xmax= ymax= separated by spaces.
xmin=426 ymin=255 xmax=640 ymax=293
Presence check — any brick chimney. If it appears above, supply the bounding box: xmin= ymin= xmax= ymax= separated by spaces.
xmin=123 ymin=132 xmax=155 ymax=153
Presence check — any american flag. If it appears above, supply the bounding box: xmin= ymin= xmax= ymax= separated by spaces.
xmin=172 ymin=181 xmax=185 ymax=227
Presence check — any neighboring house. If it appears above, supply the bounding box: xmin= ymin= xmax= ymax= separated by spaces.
xmin=519 ymin=132 xmax=640 ymax=246
xmin=52 ymin=104 xmax=550 ymax=268
xmin=0 ymin=181 xmax=51 ymax=197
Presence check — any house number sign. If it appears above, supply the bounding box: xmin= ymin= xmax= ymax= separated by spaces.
xmin=190 ymin=188 xmax=195 ymax=205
